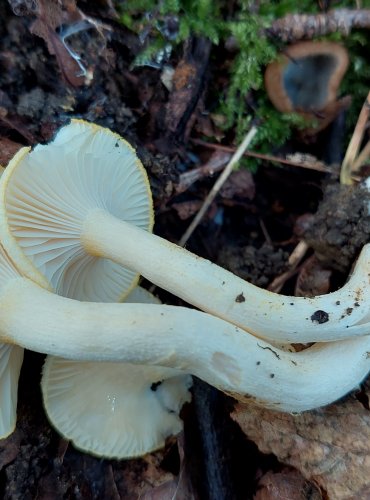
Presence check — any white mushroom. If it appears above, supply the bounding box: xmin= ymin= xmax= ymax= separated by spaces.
xmin=41 ymin=360 xmax=192 ymax=459
xmin=0 ymin=143 xmax=152 ymax=438
xmin=0 ymin=122 xmax=153 ymax=302
xmin=41 ymin=287 xmax=192 ymax=459
xmin=0 ymin=120 xmax=368 ymax=344
xmin=0 ymin=239 xmax=369 ymax=413
xmin=0 ymin=344 xmax=23 ymax=438
xmin=0 ymin=165 xmax=24 ymax=439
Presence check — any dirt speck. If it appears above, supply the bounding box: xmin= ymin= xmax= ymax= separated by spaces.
xmin=218 ymin=243 xmax=288 ymax=288
xmin=310 ymin=310 xmax=329 ymax=324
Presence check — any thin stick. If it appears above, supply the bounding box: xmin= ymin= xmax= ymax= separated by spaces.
xmin=269 ymin=8 xmax=370 ymax=42
xmin=340 ymin=91 xmax=370 ymax=185
xmin=190 ymin=138 xmax=335 ymax=174
xmin=352 ymin=140 xmax=370 ymax=174
xmin=179 ymin=127 xmax=258 ymax=246
xmin=268 ymin=240 xmax=309 ymax=293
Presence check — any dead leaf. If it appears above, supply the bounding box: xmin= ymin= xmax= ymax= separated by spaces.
xmin=286 ymin=153 xmax=331 ymax=173
xmin=172 ymin=200 xmax=217 ymax=221
xmin=220 ymin=170 xmax=255 ymax=200
xmin=29 ymin=0 xmax=85 ymax=87
xmin=0 ymin=137 xmax=23 ymax=166
xmin=295 ymin=255 xmax=331 ymax=297
xmin=155 ymin=38 xmax=212 ymax=152
xmin=254 ymin=468 xmax=322 ymax=500
xmin=141 ymin=433 xmax=195 ymax=500
xmin=232 ymin=384 xmax=370 ymax=499
xmin=11 ymin=0 xmax=103 ymax=87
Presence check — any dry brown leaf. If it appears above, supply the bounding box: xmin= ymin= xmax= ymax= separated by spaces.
xmin=172 ymin=200 xmax=217 ymax=221
xmin=0 ymin=137 xmax=23 ymax=166
xmin=30 ymin=0 xmax=85 ymax=87
xmin=254 ymin=468 xmax=322 ymax=500
xmin=295 ymin=255 xmax=331 ymax=297
xmin=220 ymin=170 xmax=255 ymax=200
xmin=141 ymin=434 xmax=195 ymax=500
xmin=232 ymin=385 xmax=370 ymax=499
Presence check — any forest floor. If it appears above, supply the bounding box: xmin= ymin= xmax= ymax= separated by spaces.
xmin=0 ymin=1 xmax=370 ymax=499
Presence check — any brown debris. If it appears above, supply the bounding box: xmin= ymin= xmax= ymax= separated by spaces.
xmin=10 ymin=0 xmax=109 ymax=87
xmin=176 ymin=151 xmax=231 ymax=195
xmin=172 ymin=200 xmax=217 ymax=220
xmin=303 ymin=182 xmax=370 ymax=273
xmin=26 ymin=0 xmax=86 ymax=86
xmin=156 ymin=37 xmax=212 ymax=151
xmin=141 ymin=435 xmax=195 ymax=500
xmin=218 ymin=243 xmax=289 ymax=288
xmin=269 ymin=8 xmax=370 ymax=43
xmin=232 ymin=384 xmax=370 ymax=499
xmin=191 ymin=139 xmax=336 ymax=175
xmin=0 ymin=137 xmax=23 ymax=166
xmin=254 ymin=468 xmax=322 ymax=500
xmin=220 ymin=170 xmax=255 ymax=200
xmin=0 ymin=429 xmax=23 ymax=470
xmin=294 ymin=255 xmax=331 ymax=297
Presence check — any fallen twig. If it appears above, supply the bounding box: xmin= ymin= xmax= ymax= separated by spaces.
xmin=190 ymin=138 xmax=335 ymax=175
xmin=179 ymin=127 xmax=257 ymax=246
xmin=340 ymin=91 xmax=370 ymax=185
xmin=269 ymin=8 xmax=370 ymax=42
xmin=268 ymin=241 xmax=309 ymax=293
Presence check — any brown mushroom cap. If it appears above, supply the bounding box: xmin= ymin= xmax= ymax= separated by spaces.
xmin=265 ymin=41 xmax=349 ymax=115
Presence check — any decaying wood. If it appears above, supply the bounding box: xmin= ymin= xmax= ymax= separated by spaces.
xmin=269 ymin=8 xmax=370 ymax=42
xmin=156 ymin=36 xmax=212 ymax=152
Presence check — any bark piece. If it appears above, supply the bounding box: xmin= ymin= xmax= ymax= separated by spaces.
xmin=232 ymin=384 xmax=370 ymax=499
xmin=269 ymin=9 xmax=370 ymax=43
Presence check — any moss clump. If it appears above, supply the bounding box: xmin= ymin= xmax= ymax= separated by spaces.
xmin=118 ymin=0 xmax=368 ymax=159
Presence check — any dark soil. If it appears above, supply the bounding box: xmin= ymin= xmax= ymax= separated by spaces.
xmin=0 ymin=2 xmax=369 ymax=499
xmin=303 ymin=182 xmax=370 ymax=273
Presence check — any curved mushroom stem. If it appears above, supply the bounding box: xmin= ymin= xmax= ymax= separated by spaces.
xmin=82 ymin=209 xmax=370 ymax=343
xmin=0 ymin=344 xmax=23 ymax=438
xmin=2 ymin=277 xmax=370 ymax=413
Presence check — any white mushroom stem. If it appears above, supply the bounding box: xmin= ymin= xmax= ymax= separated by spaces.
xmin=82 ymin=208 xmax=370 ymax=343
xmin=2 ymin=277 xmax=370 ymax=413
xmin=2 ymin=120 xmax=369 ymax=344
xmin=0 ymin=166 xmax=24 ymax=439
xmin=0 ymin=344 xmax=23 ymax=438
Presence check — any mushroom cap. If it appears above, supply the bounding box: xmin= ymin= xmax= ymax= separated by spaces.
xmin=0 ymin=344 xmax=24 ymax=438
xmin=41 ymin=358 xmax=192 ymax=458
xmin=0 ymin=165 xmax=25 ymax=439
xmin=41 ymin=286 xmax=192 ymax=459
xmin=264 ymin=41 xmax=349 ymax=113
xmin=0 ymin=120 xmax=154 ymax=301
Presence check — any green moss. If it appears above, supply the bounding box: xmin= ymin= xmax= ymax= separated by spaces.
xmin=117 ymin=0 xmax=369 ymax=164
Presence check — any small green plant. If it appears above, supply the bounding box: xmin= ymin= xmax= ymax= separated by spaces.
xmin=118 ymin=0 xmax=368 ymax=159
